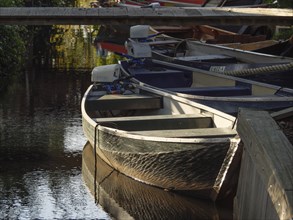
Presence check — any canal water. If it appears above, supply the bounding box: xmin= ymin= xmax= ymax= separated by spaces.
xmin=0 ymin=24 xmax=232 ymax=219
xmin=1 ymin=25 xmax=293 ymax=220
xmin=0 ymin=68 xmax=111 ymax=219
xmin=1 ymin=1 xmax=292 ymax=215
xmin=0 ymin=66 xmax=233 ymax=219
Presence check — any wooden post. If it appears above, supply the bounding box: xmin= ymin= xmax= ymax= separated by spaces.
xmin=235 ymin=108 xmax=293 ymax=220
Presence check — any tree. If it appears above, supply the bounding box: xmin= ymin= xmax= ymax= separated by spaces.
xmin=0 ymin=0 xmax=26 ymax=91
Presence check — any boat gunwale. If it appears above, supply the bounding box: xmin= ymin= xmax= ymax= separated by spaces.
xmin=186 ymin=40 xmax=293 ymax=63
xmin=97 ymin=125 xmax=236 ymax=144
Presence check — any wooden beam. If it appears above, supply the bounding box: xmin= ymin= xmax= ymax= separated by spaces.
xmin=95 ymin=114 xmax=213 ymax=131
xmin=0 ymin=7 xmax=292 ymax=25
xmin=86 ymin=94 xmax=162 ymax=111
xmin=130 ymin=127 xmax=237 ymax=137
xmin=271 ymin=107 xmax=293 ymax=120
xmin=235 ymin=108 xmax=293 ymax=219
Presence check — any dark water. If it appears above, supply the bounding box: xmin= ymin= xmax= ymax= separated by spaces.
xmin=0 ymin=67 xmax=234 ymax=220
xmin=0 ymin=68 xmax=110 ymax=219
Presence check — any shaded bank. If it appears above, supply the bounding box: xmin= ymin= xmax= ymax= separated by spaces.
xmin=0 ymin=22 xmax=118 ymax=92
xmin=0 ymin=0 xmax=79 ymax=92
xmin=0 ymin=25 xmax=26 ymax=91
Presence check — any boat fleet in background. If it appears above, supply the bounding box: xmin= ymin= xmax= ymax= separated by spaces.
xmin=82 ymin=0 xmax=293 ymax=217
xmin=94 ymin=24 xmax=293 ymax=115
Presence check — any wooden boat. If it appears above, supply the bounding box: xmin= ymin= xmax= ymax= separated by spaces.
xmin=150 ymin=25 xmax=269 ymax=45
xmin=118 ymin=0 xmax=203 ymax=7
xmin=118 ymin=0 xmax=267 ymax=7
xmin=151 ymin=38 xmax=293 ymax=87
xmin=119 ymin=58 xmax=293 ymax=115
xmin=253 ymin=37 xmax=293 ymax=57
xmin=93 ymin=24 xmax=243 ymax=55
xmin=93 ymin=0 xmax=270 ymax=54
xmin=152 ymin=42 xmax=293 ymax=73
xmin=94 ymin=23 xmax=270 ymax=56
xmin=94 ymin=25 xmax=129 ymax=54
xmin=202 ymin=0 xmax=269 ymax=7
xmin=82 ymin=141 xmax=224 ymax=219
xmin=183 ymin=40 xmax=293 ymax=62
xmin=220 ymin=39 xmax=287 ymax=51
xmin=81 ymin=64 xmax=240 ymax=201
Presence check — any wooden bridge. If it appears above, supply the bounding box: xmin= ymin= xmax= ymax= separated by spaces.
xmin=0 ymin=7 xmax=292 ymax=25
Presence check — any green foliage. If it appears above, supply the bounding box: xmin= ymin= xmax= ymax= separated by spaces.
xmin=0 ymin=0 xmax=77 ymax=91
xmin=263 ymin=0 xmax=275 ymax=4
xmin=0 ymin=1 xmax=25 ymax=90
xmin=263 ymin=0 xmax=293 ymax=8
xmin=106 ymin=53 xmax=121 ymax=65
xmin=0 ymin=25 xmax=26 ymax=90
xmin=273 ymin=27 xmax=293 ymax=40
xmin=0 ymin=0 xmax=23 ymax=7
xmin=0 ymin=1 xmax=26 ymax=90
xmin=278 ymin=0 xmax=293 ymax=8
xmin=24 ymin=0 xmax=77 ymax=7
xmin=0 ymin=26 xmax=26 ymax=65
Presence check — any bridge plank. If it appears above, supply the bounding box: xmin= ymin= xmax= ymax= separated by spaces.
xmin=0 ymin=7 xmax=292 ymax=25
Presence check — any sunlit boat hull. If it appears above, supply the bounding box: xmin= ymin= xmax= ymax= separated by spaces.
xmin=82 ymin=141 xmax=223 ymax=219
xmin=81 ymin=83 xmax=240 ymax=200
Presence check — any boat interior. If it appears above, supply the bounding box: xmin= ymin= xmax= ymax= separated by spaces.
xmin=121 ymin=59 xmax=292 ymax=98
xmin=85 ymin=87 xmax=237 ymax=138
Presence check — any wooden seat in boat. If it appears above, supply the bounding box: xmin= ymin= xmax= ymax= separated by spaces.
xmin=130 ymin=127 xmax=237 ymax=138
xmin=148 ymin=40 xmax=180 ymax=46
xmin=175 ymin=54 xmax=236 ymax=62
xmin=86 ymin=94 xmax=163 ymax=111
xmin=95 ymin=114 xmax=214 ymax=131
xmin=129 ymin=68 xmax=185 ymax=76
xmin=130 ymin=68 xmax=192 ymax=88
xmin=168 ymin=86 xmax=251 ymax=96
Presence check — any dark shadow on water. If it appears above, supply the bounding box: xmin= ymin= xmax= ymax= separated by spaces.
xmin=0 ymin=68 xmax=110 ymax=219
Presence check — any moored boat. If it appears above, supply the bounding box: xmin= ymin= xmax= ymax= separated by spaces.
xmin=120 ymin=59 xmax=293 ymax=115
xmin=122 ymin=32 xmax=293 ymax=115
xmin=82 ymin=141 xmax=223 ymax=219
xmin=117 ymin=0 xmax=204 ymax=7
xmin=151 ymin=38 xmax=293 ymax=87
xmin=152 ymin=44 xmax=293 ymax=77
xmin=81 ymin=63 xmax=240 ymax=201
xmin=94 ymin=23 xmax=270 ymax=55
xmin=183 ymin=40 xmax=293 ymax=63
xmin=93 ymin=0 xmax=271 ymax=55
xmin=94 ymin=25 xmax=289 ymax=88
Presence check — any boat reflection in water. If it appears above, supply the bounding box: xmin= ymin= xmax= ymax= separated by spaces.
xmin=82 ymin=142 xmax=230 ymax=220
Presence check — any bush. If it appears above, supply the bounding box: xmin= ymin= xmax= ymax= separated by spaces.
xmin=0 ymin=0 xmax=26 ymax=91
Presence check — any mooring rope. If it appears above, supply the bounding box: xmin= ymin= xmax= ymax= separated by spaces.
xmin=96 ymin=169 xmax=115 ymax=204
xmin=93 ymin=122 xmax=118 ymax=204
xmin=94 ymin=123 xmax=99 ymax=204
xmin=222 ymin=62 xmax=293 ymax=77
xmin=173 ymin=39 xmax=187 ymax=57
